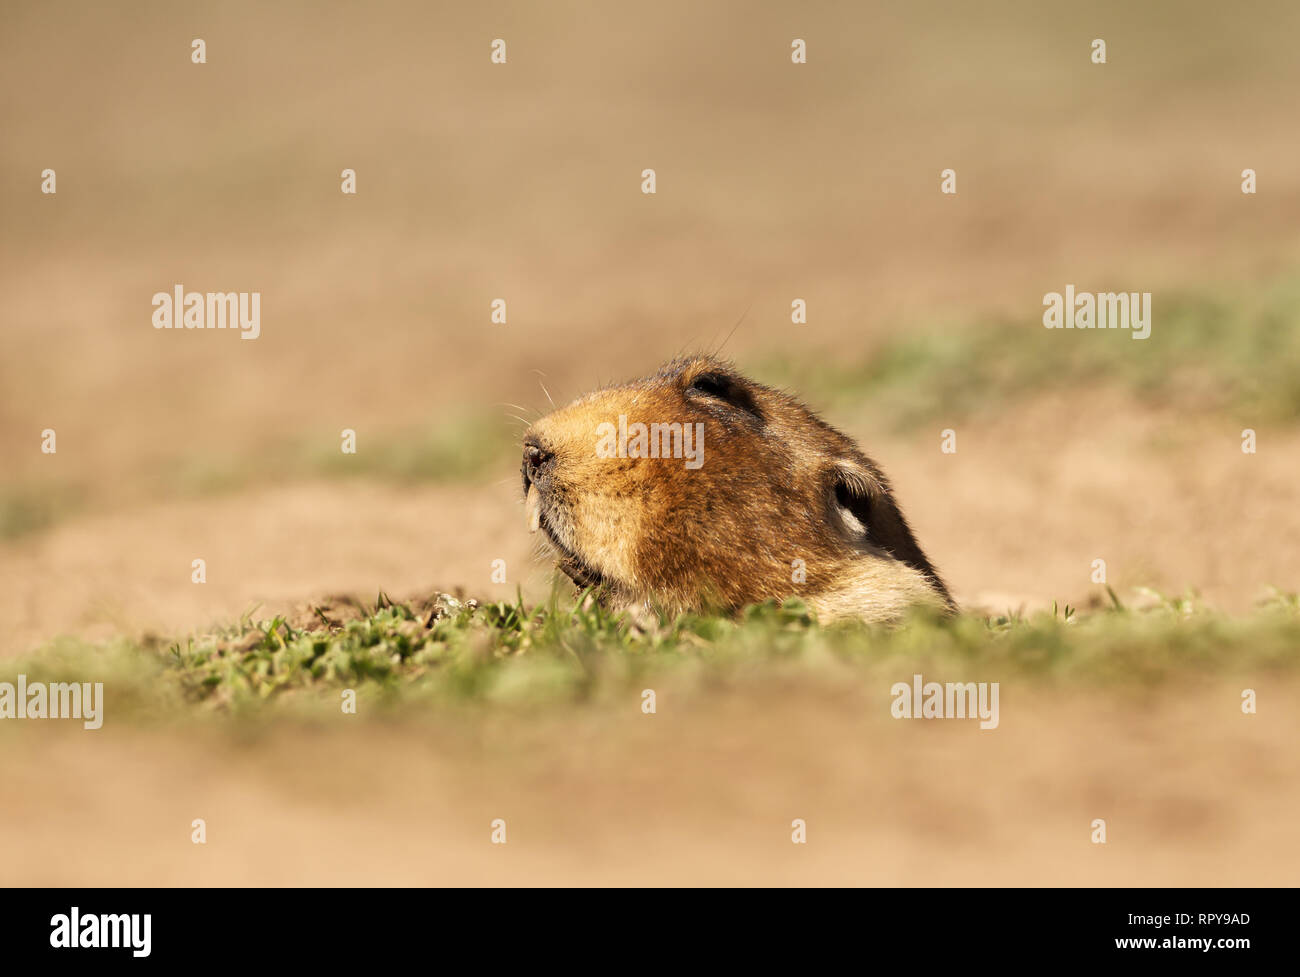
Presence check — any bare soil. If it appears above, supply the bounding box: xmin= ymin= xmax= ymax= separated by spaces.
xmin=2 ymin=677 xmax=1293 ymax=886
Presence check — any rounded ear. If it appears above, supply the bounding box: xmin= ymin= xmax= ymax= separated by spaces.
xmin=827 ymin=459 xmax=928 ymax=567
xmin=828 ymin=460 xmax=884 ymax=541
xmin=829 ymin=458 xmax=957 ymax=612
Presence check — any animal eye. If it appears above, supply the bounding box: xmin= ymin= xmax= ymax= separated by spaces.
xmin=687 ymin=373 xmax=733 ymax=400
xmin=686 ymin=372 xmax=764 ymax=421
xmin=686 ymin=372 xmax=764 ymax=422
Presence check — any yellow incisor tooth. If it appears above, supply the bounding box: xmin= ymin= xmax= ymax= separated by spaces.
xmin=526 ymin=484 xmax=541 ymax=533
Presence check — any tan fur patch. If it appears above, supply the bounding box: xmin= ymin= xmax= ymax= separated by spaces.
xmin=522 ymin=356 xmax=953 ymax=623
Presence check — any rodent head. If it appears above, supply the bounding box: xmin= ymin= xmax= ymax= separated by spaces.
xmin=521 ymin=355 xmax=953 ymax=622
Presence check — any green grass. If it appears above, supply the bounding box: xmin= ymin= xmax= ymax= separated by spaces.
xmin=761 ymin=278 xmax=1300 ymax=429
xmin=167 ymin=413 xmax=518 ymax=495
xmin=1 ymin=413 xmax=518 ymax=541
xmin=8 ymin=588 xmax=1298 ymax=722
xmin=0 ymin=484 xmax=84 ymax=541
xmin=299 ymin=414 xmax=517 ymax=484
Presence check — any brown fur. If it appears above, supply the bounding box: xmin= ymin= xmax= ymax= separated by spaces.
xmin=521 ymin=356 xmax=953 ymax=623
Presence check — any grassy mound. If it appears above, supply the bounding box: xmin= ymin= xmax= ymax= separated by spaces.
xmin=11 ymin=588 xmax=1299 ymax=721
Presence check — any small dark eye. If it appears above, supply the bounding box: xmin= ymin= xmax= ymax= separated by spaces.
xmin=686 ymin=372 xmax=763 ymax=421
xmin=688 ymin=373 xmax=732 ymax=399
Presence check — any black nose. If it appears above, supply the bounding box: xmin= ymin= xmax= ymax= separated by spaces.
xmin=522 ymin=440 xmax=552 ymax=484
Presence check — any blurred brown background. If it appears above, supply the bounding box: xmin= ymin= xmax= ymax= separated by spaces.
xmin=2 ymin=0 xmax=1300 ymax=889
xmin=4 ymin=0 xmax=1300 ymax=654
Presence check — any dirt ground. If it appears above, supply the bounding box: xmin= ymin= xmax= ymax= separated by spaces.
xmin=4 ymin=1 xmax=1300 ymax=653
xmin=2 ymin=1 xmax=1299 ymax=886
xmin=2 ymin=387 xmax=1297 ymax=656
xmin=2 ymin=677 xmax=1294 ymax=886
